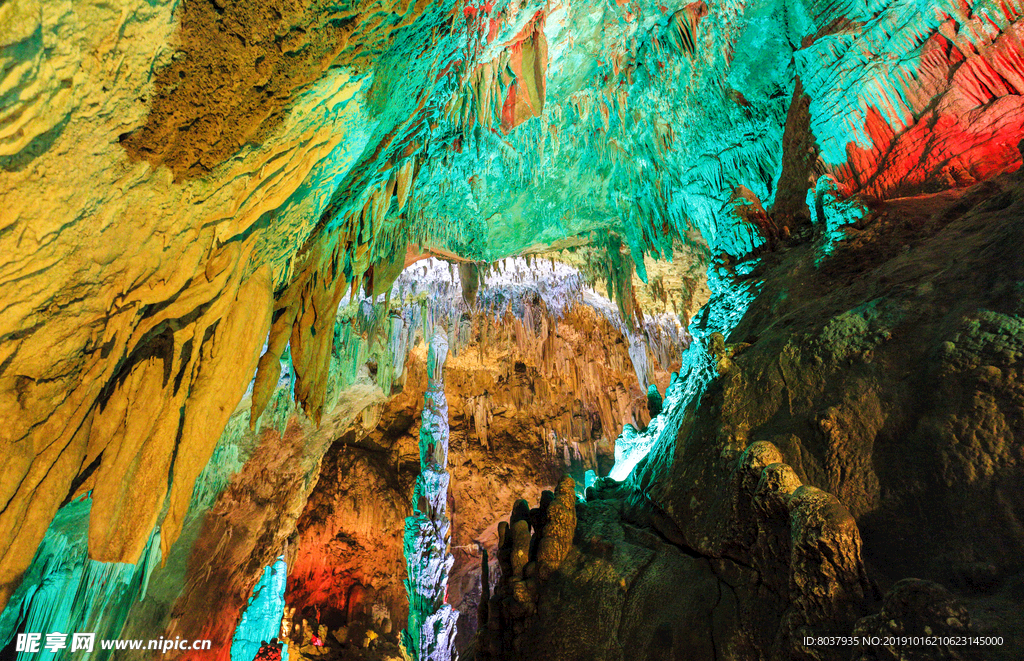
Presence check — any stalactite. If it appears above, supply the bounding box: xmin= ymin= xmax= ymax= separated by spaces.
xmin=0 ymin=497 xmax=161 ymax=659
xmin=251 ymin=301 xmax=301 ymax=428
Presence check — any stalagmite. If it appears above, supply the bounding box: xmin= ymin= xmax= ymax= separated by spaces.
xmin=476 ymin=475 xmax=578 ymax=659
xmin=403 ymin=330 xmax=458 ymax=661
xmin=535 ymin=476 xmax=576 ymax=580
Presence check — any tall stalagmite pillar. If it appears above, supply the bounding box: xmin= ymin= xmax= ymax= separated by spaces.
xmin=403 ymin=329 xmax=458 ymax=660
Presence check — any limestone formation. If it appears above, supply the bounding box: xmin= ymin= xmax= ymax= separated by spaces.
xmin=851 ymin=580 xmax=973 ymax=661
xmin=403 ymin=331 xmax=458 ymax=661
xmin=476 ymin=475 xmax=578 ymax=660
xmin=535 ymin=477 xmax=577 ymax=581
xmin=509 ymin=520 xmax=530 ymax=580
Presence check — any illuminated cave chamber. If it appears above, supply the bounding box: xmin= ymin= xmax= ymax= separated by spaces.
xmin=2 ymin=0 xmax=1024 ymax=659
xmin=278 ymin=256 xmax=692 ymax=659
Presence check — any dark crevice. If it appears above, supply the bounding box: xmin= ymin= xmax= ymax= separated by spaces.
xmin=61 ymin=451 xmax=104 ymax=508
xmin=708 ymin=568 xmax=724 ymax=661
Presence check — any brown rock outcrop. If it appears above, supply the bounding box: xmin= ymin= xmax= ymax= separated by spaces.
xmin=851 ymin=579 xmax=974 ymax=661
xmin=119 ymin=0 xmax=427 ymax=181
xmin=620 ymin=174 xmax=1024 ymax=658
xmin=475 ymin=479 xmax=746 ymax=661
xmin=534 ymin=477 xmax=576 ymax=581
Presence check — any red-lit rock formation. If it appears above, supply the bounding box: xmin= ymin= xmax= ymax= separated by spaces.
xmin=152 ymin=385 xmax=383 ymax=661
xmin=812 ymin=12 xmax=1024 ymax=200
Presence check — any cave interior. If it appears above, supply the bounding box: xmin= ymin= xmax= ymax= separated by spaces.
xmin=1 ymin=0 xmax=1024 ymax=659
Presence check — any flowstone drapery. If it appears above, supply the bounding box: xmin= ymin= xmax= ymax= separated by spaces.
xmin=230 ymin=556 xmax=288 ymax=661
xmin=402 ymin=330 xmax=458 ymax=661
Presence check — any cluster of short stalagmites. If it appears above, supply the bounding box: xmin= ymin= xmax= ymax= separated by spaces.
xmin=476 ymin=475 xmax=577 ymax=660
xmin=285 ymin=614 xmax=398 ymax=659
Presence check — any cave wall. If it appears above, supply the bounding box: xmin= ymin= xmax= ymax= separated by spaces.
xmin=637 ymin=170 xmax=1024 ymax=593
xmin=483 ymin=167 xmax=1024 ymax=661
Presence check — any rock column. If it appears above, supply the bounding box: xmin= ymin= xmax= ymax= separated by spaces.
xmin=403 ymin=330 xmax=458 ymax=661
